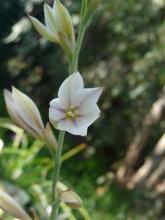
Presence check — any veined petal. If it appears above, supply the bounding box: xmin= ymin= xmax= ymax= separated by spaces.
xmin=49 ymin=98 xmax=65 ymax=125
xmin=79 ymin=87 xmax=102 ymax=111
xmin=57 ymin=119 xmax=86 ymax=136
xmin=44 ymin=4 xmax=59 ymax=37
xmin=75 ymin=123 xmax=88 ymax=136
xmin=53 ymin=0 xmax=75 ymax=41
xmin=29 ymin=16 xmax=58 ymax=43
xmin=79 ymin=101 xmax=100 ymax=116
xmin=49 ymin=98 xmax=65 ymax=110
xmin=58 ymin=72 xmax=84 ymax=107
xmin=57 ymin=119 xmax=76 ymax=134
xmin=12 ymin=87 xmax=44 ymax=135
xmin=77 ymin=105 xmax=100 ymax=127
xmin=49 ymin=107 xmax=65 ymax=122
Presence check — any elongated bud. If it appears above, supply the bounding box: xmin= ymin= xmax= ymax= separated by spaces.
xmin=0 ymin=190 xmax=32 ymax=220
xmin=4 ymin=87 xmax=45 ymax=139
xmin=4 ymin=87 xmax=57 ymax=153
xmin=57 ymin=182 xmax=83 ymax=209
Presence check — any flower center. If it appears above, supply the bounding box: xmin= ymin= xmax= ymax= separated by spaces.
xmin=66 ymin=106 xmax=78 ymax=119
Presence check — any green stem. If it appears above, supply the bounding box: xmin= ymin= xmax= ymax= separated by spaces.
xmin=70 ymin=21 xmax=87 ymax=73
xmin=50 ymin=131 xmax=65 ymax=220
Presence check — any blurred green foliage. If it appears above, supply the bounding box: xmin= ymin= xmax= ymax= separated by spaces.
xmin=0 ymin=0 xmax=165 ymax=219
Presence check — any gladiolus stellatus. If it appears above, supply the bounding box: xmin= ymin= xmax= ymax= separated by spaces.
xmin=49 ymin=72 xmax=102 ymax=136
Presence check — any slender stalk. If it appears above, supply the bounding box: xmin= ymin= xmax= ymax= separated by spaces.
xmin=70 ymin=21 xmax=87 ymax=73
xmin=50 ymin=131 xmax=65 ymax=220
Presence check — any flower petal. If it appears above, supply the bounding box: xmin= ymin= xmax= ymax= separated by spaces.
xmin=57 ymin=119 xmax=77 ymax=134
xmin=78 ymin=88 xmax=102 ymax=114
xmin=78 ymin=105 xmax=100 ymax=127
xmin=75 ymin=124 xmax=88 ymax=136
xmin=49 ymin=98 xmax=65 ymax=121
xmin=49 ymin=107 xmax=65 ymax=122
xmin=49 ymin=98 xmax=65 ymax=110
xmin=58 ymin=72 xmax=84 ymax=107
xmin=29 ymin=16 xmax=58 ymax=42
xmin=53 ymin=0 xmax=75 ymax=41
xmin=44 ymin=4 xmax=59 ymax=38
xmin=57 ymin=119 xmax=86 ymax=136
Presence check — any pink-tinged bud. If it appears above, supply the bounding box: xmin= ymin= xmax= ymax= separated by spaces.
xmin=4 ymin=87 xmax=57 ymax=152
xmin=4 ymin=87 xmax=45 ymax=139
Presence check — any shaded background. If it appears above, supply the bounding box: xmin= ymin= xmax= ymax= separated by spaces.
xmin=0 ymin=0 xmax=165 ymax=219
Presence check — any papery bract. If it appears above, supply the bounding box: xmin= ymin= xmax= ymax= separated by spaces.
xmin=49 ymin=72 xmax=102 ymax=136
xmin=57 ymin=182 xmax=83 ymax=209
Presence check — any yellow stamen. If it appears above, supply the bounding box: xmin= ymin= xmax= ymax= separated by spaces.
xmin=66 ymin=106 xmax=78 ymax=119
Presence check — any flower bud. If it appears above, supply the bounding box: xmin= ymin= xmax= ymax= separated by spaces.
xmin=4 ymin=87 xmax=57 ymax=151
xmin=57 ymin=182 xmax=83 ymax=209
xmin=4 ymin=87 xmax=45 ymax=139
xmin=0 ymin=190 xmax=32 ymax=220
xmin=30 ymin=0 xmax=75 ymax=58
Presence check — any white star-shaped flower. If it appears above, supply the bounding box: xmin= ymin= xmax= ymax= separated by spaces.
xmin=49 ymin=72 xmax=102 ymax=136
